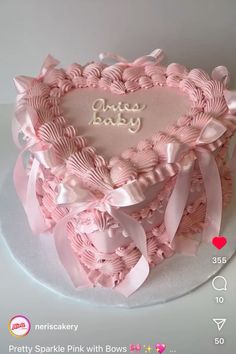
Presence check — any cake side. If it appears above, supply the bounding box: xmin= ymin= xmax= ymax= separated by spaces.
xmin=35 ymin=142 xmax=233 ymax=289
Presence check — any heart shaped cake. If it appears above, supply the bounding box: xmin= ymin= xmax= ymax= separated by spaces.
xmin=13 ymin=49 xmax=236 ymax=297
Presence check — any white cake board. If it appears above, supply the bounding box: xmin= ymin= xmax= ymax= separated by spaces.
xmin=1 ymin=170 xmax=236 ymax=308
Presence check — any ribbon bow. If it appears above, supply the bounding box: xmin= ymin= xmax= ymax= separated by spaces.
xmin=13 ymin=55 xmax=59 ymax=147
xmin=99 ymin=48 xmax=165 ymax=67
xmin=212 ymin=65 xmax=236 ymax=117
xmin=13 ymin=55 xmax=60 ymax=234
xmin=164 ymin=118 xmax=227 ymax=250
xmin=211 ymin=65 xmax=236 ymax=175
xmin=129 ymin=345 xmax=142 ymax=352
xmin=53 ymin=177 xmax=150 ymax=297
xmin=13 ymin=54 xmax=59 ymax=96
xmin=224 ymin=90 xmax=236 ymax=116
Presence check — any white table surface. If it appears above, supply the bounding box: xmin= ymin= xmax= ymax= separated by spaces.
xmin=0 ymin=104 xmax=236 ymax=354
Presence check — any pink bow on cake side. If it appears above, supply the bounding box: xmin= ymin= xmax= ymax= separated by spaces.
xmin=13 ymin=55 xmax=59 ymax=147
xmin=54 ymin=178 xmax=150 ymax=297
xmin=13 ymin=107 xmax=57 ymax=235
xmin=163 ymin=118 xmax=227 ymax=251
xmin=13 ymin=55 xmax=60 ymax=234
xmin=212 ymin=66 xmax=236 ymax=175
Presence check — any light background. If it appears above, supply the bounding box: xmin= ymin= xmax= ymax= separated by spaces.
xmin=0 ymin=1 xmax=236 ymax=353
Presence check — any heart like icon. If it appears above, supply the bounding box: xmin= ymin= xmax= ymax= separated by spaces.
xmin=212 ymin=236 xmax=227 ymax=250
xmin=155 ymin=344 xmax=166 ymax=353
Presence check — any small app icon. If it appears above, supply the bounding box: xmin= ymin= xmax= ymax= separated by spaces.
xmin=213 ymin=318 xmax=227 ymax=332
xmin=130 ymin=344 xmax=142 ymax=352
xmin=144 ymin=345 xmax=153 ymax=353
xmin=212 ymin=276 xmax=227 ymax=291
xmin=212 ymin=236 xmax=227 ymax=250
xmin=155 ymin=343 xmax=166 ymax=353
xmin=8 ymin=315 xmax=31 ymax=338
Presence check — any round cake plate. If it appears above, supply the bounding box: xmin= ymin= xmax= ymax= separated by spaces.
xmin=1 ymin=171 xmax=236 ymax=308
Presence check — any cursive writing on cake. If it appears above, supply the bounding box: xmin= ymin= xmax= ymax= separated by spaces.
xmin=89 ymin=98 xmax=146 ymax=133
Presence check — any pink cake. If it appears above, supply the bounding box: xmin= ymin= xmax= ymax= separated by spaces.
xmin=13 ymin=49 xmax=236 ymax=296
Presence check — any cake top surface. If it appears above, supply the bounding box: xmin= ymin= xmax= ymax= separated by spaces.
xmin=62 ymin=86 xmax=191 ymax=158
xmin=13 ymin=49 xmax=235 ymax=191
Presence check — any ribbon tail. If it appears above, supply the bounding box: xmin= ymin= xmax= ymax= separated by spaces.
xmin=149 ymin=48 xmax=165 ymax=62
xmin=115 ymin=255 xmax=149 ymax=297
xmin=13 ymin=147 xmax=29 ymax=204
xmin=25 ymin=158 xmax=50 ymax=234
xmin=133 ymin=48 xmax=165 ymax=66
xmin=107 ymin=206 xmax=149 ymax=297
xmin=197 ymin=150 xmax=222 ymax=242
xmin=99 ymin=52 xmax=128 ymax=65
xmin=40 ymin=54 xmax=60 ymax=77
xmin=212 ymin=66 xmax=230 ymax=87
xmin=164 ymin=161 xmax=194 ymax=244
xmin=12 ymin=114 xmax=22 ymax=148
xmin=14 ymin=152 xmax=49 ymax=234
xmin=53 ymin=212 xmax=91 ymax=288
xmin=224 ymin=90 xmax=236 ymax=115
xmin=13 ymin=75 xmax=34 ymax=93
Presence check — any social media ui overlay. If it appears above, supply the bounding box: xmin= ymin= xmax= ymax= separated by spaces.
xmin=7 ymin=235 xmax=232 ymax=353
xmin=211 ymin=235 xmax=229 ymax=347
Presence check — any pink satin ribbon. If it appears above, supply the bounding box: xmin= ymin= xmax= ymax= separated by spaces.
xmin=54 ymin=177 xmax=149 ymax=297
xmin=223 ymin=82 xmax=236 ymax=171
xmin=13 ymin=143 xmax=51 ymax=234
xmin=13 ymin=108 xmax=53 ymax=235
xmin=212 ymin=66 xmax=230 ymax=87
xmin=212 ymin=65 xmax=236 ymax=116
xmin=99 ymin=48 xmax=165 ymax=67
xmin=164 ymin=151 xmax=195 ymax=246
xmin=196 ymin=148 xmax=222 ymax=241
xmin=14 ymin=54 xmax=59 ymax=95
xmin=224 ymin=90 xmax=236 ymax=116
xmin=164 ymin=118 xmax=227 ymax=250
xmin=14 ymin=145 xmax=59 ymax=234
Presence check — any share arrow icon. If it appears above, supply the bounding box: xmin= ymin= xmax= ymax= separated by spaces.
xmin=213 ymin=319 xmax=227 ymax=331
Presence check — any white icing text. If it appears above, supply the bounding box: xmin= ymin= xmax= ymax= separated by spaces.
xmin=89 ymin=98 xmax=146 ymax=134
